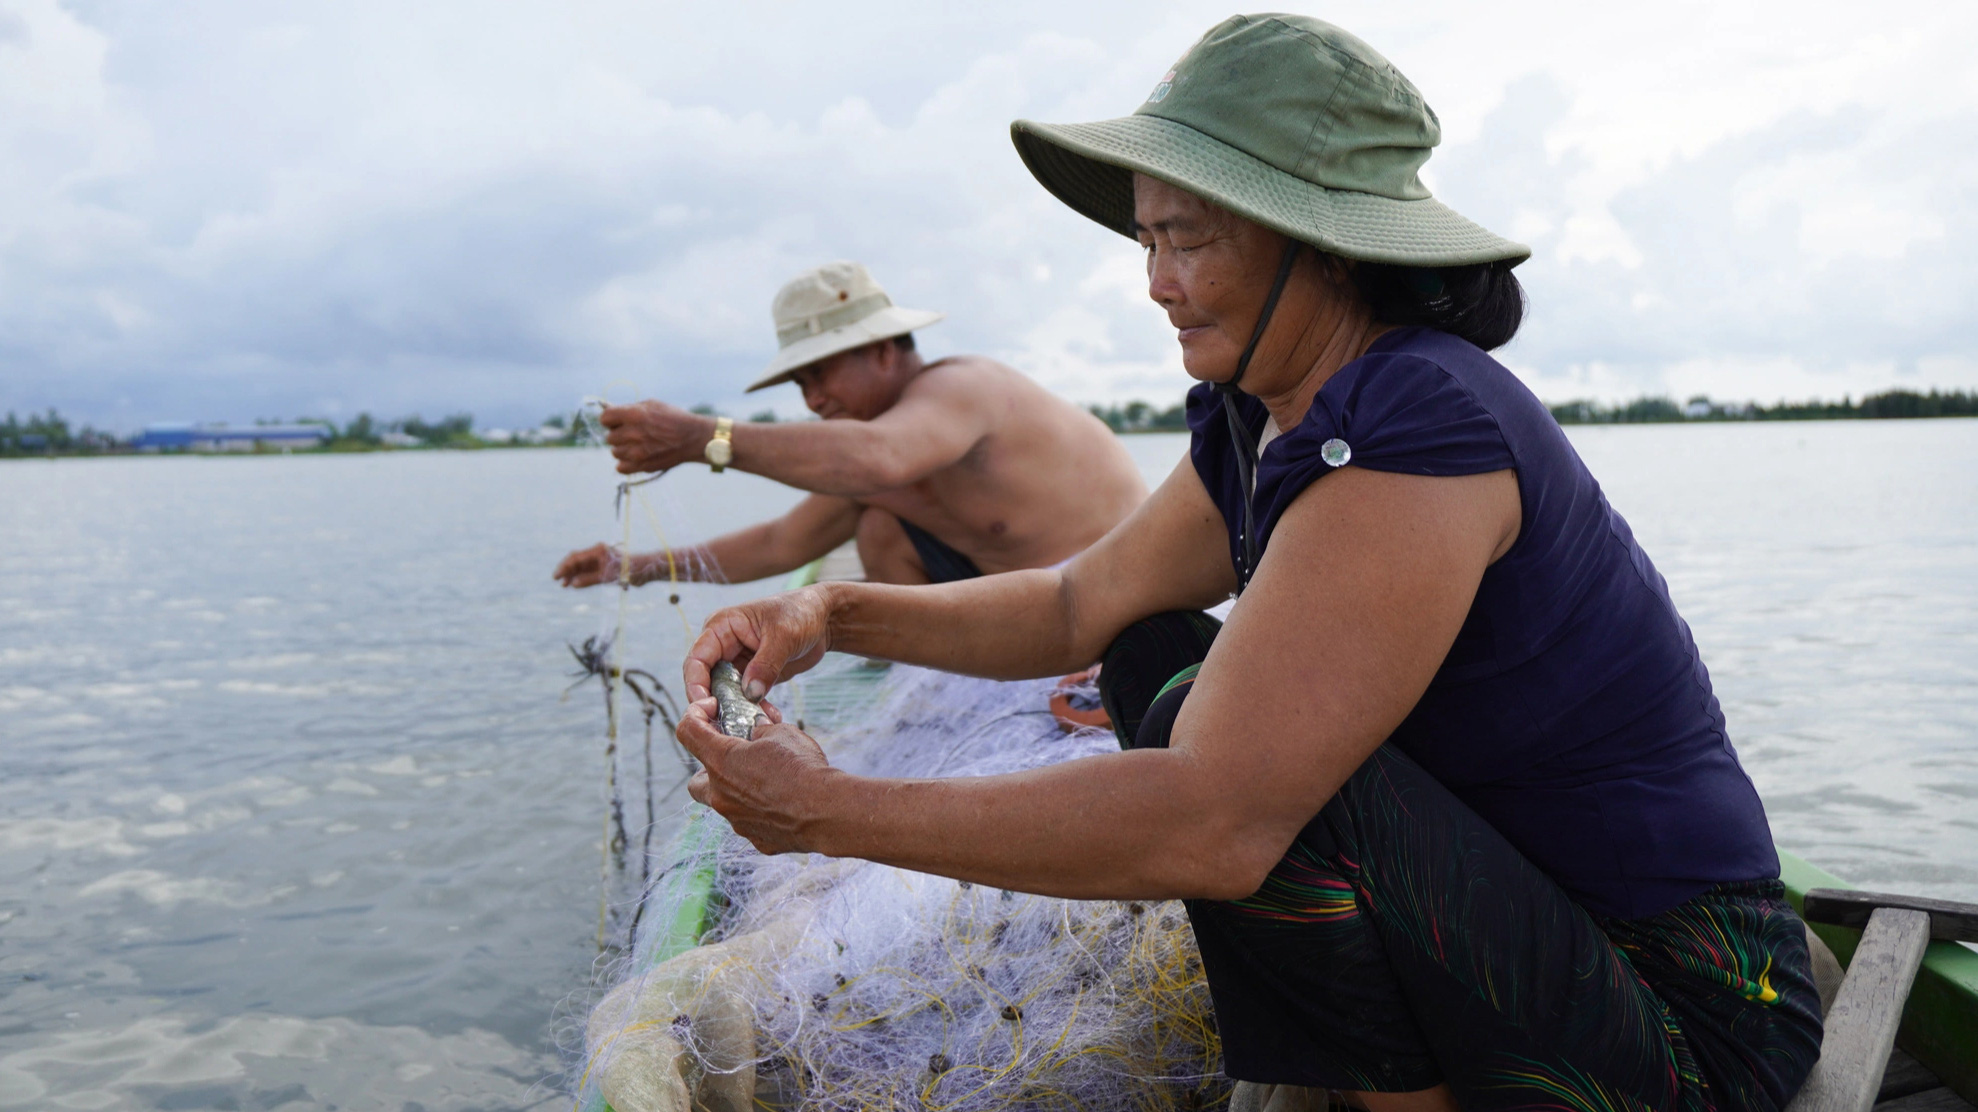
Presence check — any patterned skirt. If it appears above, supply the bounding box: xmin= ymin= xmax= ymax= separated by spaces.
xmin=1104 ymin=614 xmax=1824 ymax=1111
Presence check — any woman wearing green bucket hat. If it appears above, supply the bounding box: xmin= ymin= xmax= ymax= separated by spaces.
xmin=677 ymin=15 xmax=1821 ymax=1111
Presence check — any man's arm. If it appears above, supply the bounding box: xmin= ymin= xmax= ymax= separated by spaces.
xmin=725 ymin=366 xmax=993 ymax=495
xmin=644 ymin=495 xmax=860 ymax=584
xmin=553 ymin=495 xmax=860 ymax=588
xmin=599 ymin=366 xmax=996 ymax=496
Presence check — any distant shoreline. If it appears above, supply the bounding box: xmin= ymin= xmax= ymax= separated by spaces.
xmin=6 ymin=389 xmax=1974 ymax=458
xmin=0 ymin=439 xmax=584 ymax=460
xmin=5 ymin=412 xmax=1976 ymax=460
xmin=1090 ymin=387 xmax=1976 ymax=433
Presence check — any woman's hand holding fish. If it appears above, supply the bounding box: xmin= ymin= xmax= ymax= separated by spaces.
xmin=685 ymin=585 xmax=837 ymax=702
xmin=678 ymin=697 xmax=837 ymax=855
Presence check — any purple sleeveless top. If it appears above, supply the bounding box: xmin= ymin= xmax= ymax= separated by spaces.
xmin=1187 ymin=326 xmax=1777 ymax=920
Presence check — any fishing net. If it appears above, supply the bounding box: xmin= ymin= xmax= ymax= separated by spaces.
xmin=560 ymin=479 xmax=730 ymax=954
xmin=577 ymin=656 xmax=1227 ymax=1112
xmin=559 ymin=397 xmax=1226 ymax=1112
xmin=560 ymin=398 xmax=775 ymax=954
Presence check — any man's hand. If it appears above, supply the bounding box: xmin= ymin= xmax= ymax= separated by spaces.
xmin=684 ymin=586 xmax=836 ymax=702
xmin=553 ymin=542 xmax=622 ymax=588
xmin=678 ymin=696 xmax=836 ymax=855
xmin=599 ymin=401 xmax=717 ymax=475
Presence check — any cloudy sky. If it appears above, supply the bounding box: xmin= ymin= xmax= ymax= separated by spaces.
xmin=5 ymin=0 xmax=1976 ymax=431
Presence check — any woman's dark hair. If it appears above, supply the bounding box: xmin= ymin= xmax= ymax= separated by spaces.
xmin=1340 ymin=257 xmax=1526 ymax=351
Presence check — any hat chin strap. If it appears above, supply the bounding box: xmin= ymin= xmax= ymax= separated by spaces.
xmin=1216 ymin=239 xmax=1303 ymax=397
xmin=1216 ymin=239 xmax=1302 ymax=590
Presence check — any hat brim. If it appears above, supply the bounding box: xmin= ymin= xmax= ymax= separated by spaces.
xmin=746 ymin=306 xmax=947 ymax=393
xmin=1011 ymin=115 xmax=1529 ymax=268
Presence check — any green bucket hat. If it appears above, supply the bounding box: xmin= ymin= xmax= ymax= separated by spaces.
xmin=1011 ymin=14 xmax=1527 ymax=268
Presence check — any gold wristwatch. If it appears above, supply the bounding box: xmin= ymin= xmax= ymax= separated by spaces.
xmin=704 ymin=416 xmax=734 ymax=472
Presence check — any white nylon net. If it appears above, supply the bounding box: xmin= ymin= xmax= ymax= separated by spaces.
xmin=578 ymin=656 xmax=1225 ymax=1112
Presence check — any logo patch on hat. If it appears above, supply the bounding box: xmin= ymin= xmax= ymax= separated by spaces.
xmin=1147 ymin=68 xmax=1177 ymax=103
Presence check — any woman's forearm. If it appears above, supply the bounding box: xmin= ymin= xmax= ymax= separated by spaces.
xmin=806 ymin=747 xmax=1276 ymax=900
xmin=822 ymin=572 xmax=1107 ymax=679
xmin=812 ymin=469 xmax=1237 ymax=678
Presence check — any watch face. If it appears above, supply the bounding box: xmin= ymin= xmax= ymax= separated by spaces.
xmin=706 ymin=439 xmax=733 ymax=466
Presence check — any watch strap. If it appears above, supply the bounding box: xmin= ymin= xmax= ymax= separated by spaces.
xmin=707 ymin=416 xmax=735 ymax=472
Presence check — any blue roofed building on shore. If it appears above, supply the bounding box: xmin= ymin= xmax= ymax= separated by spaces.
xmin=133 ymin=423 xmax=330 ymax=452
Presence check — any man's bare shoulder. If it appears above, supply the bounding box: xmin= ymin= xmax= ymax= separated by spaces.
xmin=902 ymin=355 xmax=1040 ymax=402
xmin=912 ymin=353 xmax=1021 ymax=382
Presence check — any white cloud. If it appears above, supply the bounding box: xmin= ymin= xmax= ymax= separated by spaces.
xmin=2 ymin=0 xmax=1976 ymax=427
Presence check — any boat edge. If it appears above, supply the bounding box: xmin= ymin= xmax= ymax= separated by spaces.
xmin=1779 ymin=849 xmax=1978 ymax=1104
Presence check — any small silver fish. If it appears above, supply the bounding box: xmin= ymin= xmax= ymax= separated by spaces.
xmin=711 ymin=661 xmax=767 ymax=739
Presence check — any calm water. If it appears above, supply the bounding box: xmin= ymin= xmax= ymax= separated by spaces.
xmin=1 ymin=420 xmax=1973 ymax=1109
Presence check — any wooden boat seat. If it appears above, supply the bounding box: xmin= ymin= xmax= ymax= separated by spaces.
xmin=1789 ymin=889 xmax=1978 ymax=1112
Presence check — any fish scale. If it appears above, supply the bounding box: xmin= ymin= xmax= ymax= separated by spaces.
xmin=712 ymin=661 xmax=766 ymax=739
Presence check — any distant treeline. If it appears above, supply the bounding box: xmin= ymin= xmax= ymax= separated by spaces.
xmin=1085 ymin=388 xmax=1978 ymax=433
xmin=0 ymin=409 xmax=121 ymax=454
xmin=1087 ymin=401 xmax=1189 ymax=433
xmin=0 ymin=408 xmax=587 ymax=456
xmin=292 ymin=410 xmax=592 ymax=450
xmin=327 ymin=411 xmax=509 ymax=448
xmin=1549 ymin=388 xmax=1977 ymax=424
xmin=10 ymin=387 xmax=1975 ymax=457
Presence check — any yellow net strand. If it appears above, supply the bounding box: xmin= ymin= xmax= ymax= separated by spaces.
xmin=628 ymin=483 xmax=697 ymax=644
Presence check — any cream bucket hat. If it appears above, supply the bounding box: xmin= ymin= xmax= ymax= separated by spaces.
xmin=746 ymin=261 xmax=946 ymax=393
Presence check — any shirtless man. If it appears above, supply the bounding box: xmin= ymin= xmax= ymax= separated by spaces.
xmin=553 ymin=261 xmax=1146 ymax=587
